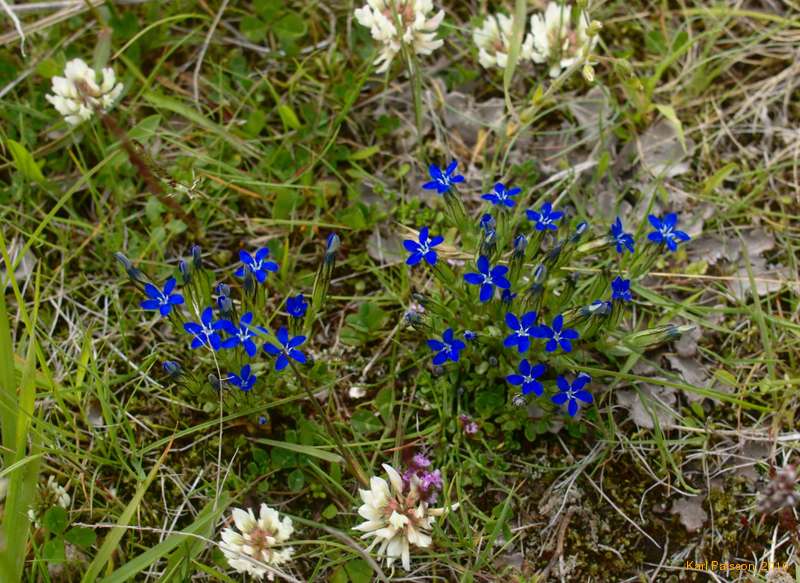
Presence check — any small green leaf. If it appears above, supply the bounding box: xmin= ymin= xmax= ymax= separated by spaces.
xmin=43 ymin=537 xmax=66 ymax=563
xmin=277 ymin=104 xmax=301 ymax=131
xmin=65 ymin=526 xmax=97 ymax=548
xmin=5 ymin=139 xmax=45 ymax=184
xmin=43 ymin=507 xmax=69 ymax=534
xmin=274 ymin=13 xmax=307 ymax=38
xmin=128 ymin=115 xmax=162 ymax=142
xmin=350 ymin=410 xmax=382 ymax=435
xmin=287 ymin=469 xmax=305 ymax=492
xmin=321 ymin=504 xmax=337 ymax=520
xmin=344 ymin=559 xmax=373 ymax=583
xmin=348 ymin=145 xmax=380 ymax=161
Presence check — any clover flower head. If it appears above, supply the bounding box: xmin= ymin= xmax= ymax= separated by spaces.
xmin=235 ymin=248 xmax=279 ymax=283
xmin=551 ymin=372 xmax=593 ymax=417
xmin=647 ymin=213 xmax=691 ymax=252
xmin=219 ymin=312 xmax=269 ymax=358
xmin=611 ymin=276 xmax=632 ymax=302
xmin=28 ymin=476 xmax=71 ymax=527
xmin=529 ymin=2 xmax=598 ymax=78
xmin=354 ymin=464 xmax=455 ymax=571
xmin=404 ymin=226 xmax=444 ymax=266
xmin=423 ymin=160 xmax=464 ymax=194
xmin=140 ymin=277 xmax=184 ymax=317
xmin=46 ymin=58 xmax=123 ymax=126
xmin=464 ymin=256 xmax=510 ymax=303
xmin=354 ymin=0 xmax=445 ymax=73
xmin=184 ymin=307 xmax=225 ymax=350
xmin=427 ymin=328 xmax=465 ymax=365
xmin=286 ymin=294 xmax=308 ymax=319
xmin=473 ymin=13 xmax=534 ymax=69
xmin=228 ymin=364 xmax=257 ymax=392
xmin=264 ymin=327 xmax=307 ymax=371
xmin=526 ymin=201 xmax=563 ymax=231
xmin=220 ymin=503 xmax=295 ymax=581
xmin=459 ymin=414 xmax=479 ymax=435
xmin=537 ymin=314 xmax=579 ymax=353
xmin=610 ymin=217 xmax=635 ymax=254
xmin=506 ymin=359 xmax=546 ymax=396
xmin=481 ymin=182 xmax=521 ymax=208
xmin=504 ymin=311 xmax=538 ymax=353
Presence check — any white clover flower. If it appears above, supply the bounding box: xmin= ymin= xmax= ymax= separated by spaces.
xmin=46 ymin=58 xmax=123 ymax=126
xmin=472 ymin=13 xmax=533 ymax=70
xmin=529 ymin=2 xmax=598 ymax=77
xmin=220 ymin=504 xmax=295 ymax=581
xmin=27 ymin=476 xmax=71 ymax=527
xmin=354 ymin=0 xmax=445 ymax=73
xmin=354 ymin=463 xmax=456 ymax=571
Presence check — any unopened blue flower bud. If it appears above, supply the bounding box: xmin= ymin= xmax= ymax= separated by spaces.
xmin=325 ymin=233 xmax=340 ymax=264
xmin=464 ymin=330 xmax=477 ymax=341
xmin=179 ymin=260 xmax=191 ymax=285
xmin=513 ymin=234 xmax=528 ymax=255
xmin=479 ymin=213 xmax=496 ymax=233
xmin=258 ymin=416 xmax=267 ymax=425
xmin=114 ymin=252 xmax=146 ymax=283
xmin=162 ymin=360 xmax=182 ymax=377
xmin=191 ymin=245 xmax=203 ymax=270
xmin=216 ymin=283 xmax=231 ymax=297
xmin=208 ymin=373 xmax=223 ymax=391
xmin=217 ymin=295 xmax=233 ymax=318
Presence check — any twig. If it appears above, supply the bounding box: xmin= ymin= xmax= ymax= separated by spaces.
xmin=192 ymin=0 xmax=229 ymax=108
xmin=0 ymin=0 xmax=26 ymax=55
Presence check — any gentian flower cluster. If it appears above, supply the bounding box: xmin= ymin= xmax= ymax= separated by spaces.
xmin=117 ymin=234 xmax=341 ymax=418
xmin=400 ymin=159 xmax=692 ymax=420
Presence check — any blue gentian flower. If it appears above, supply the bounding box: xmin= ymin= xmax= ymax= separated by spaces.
xmin=235 ymin=248 xmax=279 ymax=283
xmin=218 ymin=312 xmax=269 ymax=357
xmin=228 ymin=364 xmax=257 ymax=392
xmin=537 ymin=314 xmax=580 ymax=353
xmin=263 ymin=326 xmax=307 ymax=371
xmin=481 ymin=183 xmax=521 ymax=208
xmin=286 ymin=294 xmax=308 ymax=318
xmin=464 ymin=330 xmax=477 ymax=342
xmin=526 ymin=202 xmax=563 ymax=231
xmin=611 ymin=276 xmax=632 ymax=302
xmin=507 ymin=360 xmax=546 ymax=396
xmin=647 ymin=213 xmax=691 ymax=252
xmin=464 ymin=256 xmax=511 ymax=303
xmin=140 ymin=277 xmax=184 ymax=316
xmin=610 ymin=217 xmax=635 ymax=254
xmin=551 ymin=373 xmax=593 ymax=417
xmin=423 ymin=160 xmax=464 ymax=194
xmin=504 ymin=311 xmax=538 ymax=353
xmin=403 ymin=227 xmax=444 ymax=266
xmin=427 ymin=328 xmax=466 ymax=365
xmin=183 ymin=307 xmax=225 ymax=350
xmin=258 ymin=415 xmax=267 ymax=425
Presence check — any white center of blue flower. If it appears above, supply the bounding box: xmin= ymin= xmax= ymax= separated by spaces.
xmin=659 ymin=225 xmax=673 ymax=237
xmin=552 ymin=331 xmax=562 ymax=342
